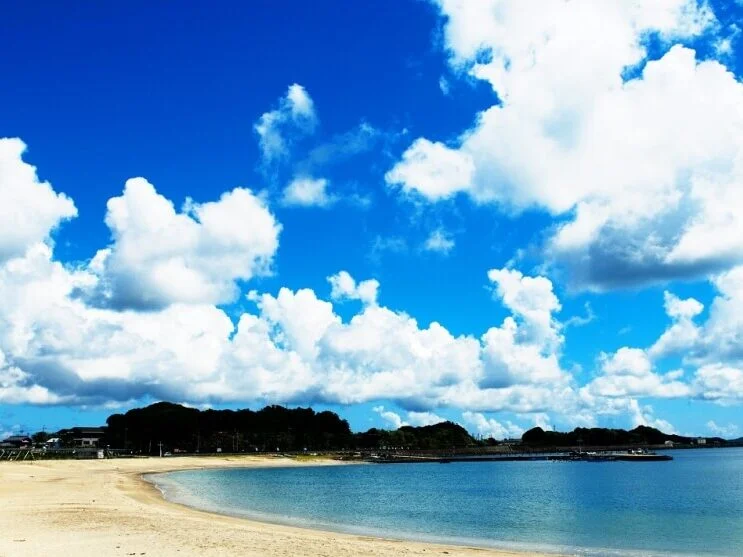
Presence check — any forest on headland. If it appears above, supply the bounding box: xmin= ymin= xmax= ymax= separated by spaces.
xmin=98 ymin=402 xmax=731 ymax=455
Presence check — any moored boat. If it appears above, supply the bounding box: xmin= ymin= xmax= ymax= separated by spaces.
xmin=615 ymin=448 xmax=673 ymax=461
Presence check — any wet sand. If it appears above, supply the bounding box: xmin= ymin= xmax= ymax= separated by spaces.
xmin=0 ymin=456 xmax=552 ymax=556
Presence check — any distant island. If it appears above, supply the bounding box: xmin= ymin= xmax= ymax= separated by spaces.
xmin=2 ymin=401 xmax=739 ymax=456
xmin=520 ymin=425 xmax=727 ymax=448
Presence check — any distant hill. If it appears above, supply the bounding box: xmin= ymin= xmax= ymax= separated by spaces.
xmin=355 ymin=421 xmax=478 ymax=450
xmin=521 ymin=425 xmax=727 ymax=447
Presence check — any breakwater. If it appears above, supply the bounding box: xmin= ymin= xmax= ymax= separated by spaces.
xmin=371 ymin=452 xmax=673 ymax=463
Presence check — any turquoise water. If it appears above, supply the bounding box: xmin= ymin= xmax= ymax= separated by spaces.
xmin=149 ymin=448 xmax=743 ymax=556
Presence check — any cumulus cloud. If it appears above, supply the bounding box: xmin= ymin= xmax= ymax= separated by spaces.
xmin=373 ymin=406 xmax=406 ymax=429
xmin=4 ymin=145 xmax=742 ymax=426
xmin=407 ymin=411 xmax=445 ymax=427
xmin=374 ymin=406 xmax=445 ymax=429
xmin=581 ymin=269 xmax=743 ymax=405
xmin=693 ymin=364 xmax=743 ymax=404
xmin=255 ymin=84 xmax=318 ymax=164
xmin=390 ymin=1 xmax=743 ymax=289
xmin=0 ymin=138 xmax=77 ymax=263
xmin=2 ymin=224 xmax=580 ymax=412
xmin=327 ymin=271 xmax=379 ymax=306
xmin=386 ymin=138 xmax=474 ymax=200
xmin=649 ymin=292 xmax=704 ymax=359
xmin=281 ymin=176 xmax=334 ymax=207
xmin=462 ymin=411 xmax=524 ymax=440
xmin=583 ymin=347 xmax=691 ymax=399
xmin=654 ymin=268 xmax=743 ymax=403
xmin=628 ymin=399 xmax=677 ymax=434
xmin=84 ymin=178 xmax=281 ymax=310
xmin=488 ymin=269 xmax=561 ymax=341
xmin=2 ymin=232 xmax=735 ymax=428
xmin=532 ymin=412 xmax=554 ymax=432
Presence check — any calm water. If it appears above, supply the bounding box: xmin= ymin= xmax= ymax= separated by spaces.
xmin=149 ymin=448 xmax=743 ymax=556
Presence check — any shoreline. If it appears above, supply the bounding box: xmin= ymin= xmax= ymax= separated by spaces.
xmin=0 ymin=456 xmax=554 ymax=557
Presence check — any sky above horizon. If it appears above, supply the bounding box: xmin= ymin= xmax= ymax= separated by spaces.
xmin=1 ymin=0 xmax=743 ymax=440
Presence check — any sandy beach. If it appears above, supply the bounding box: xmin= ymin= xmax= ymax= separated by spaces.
xmin=0 ymin=456 xmax=551 ymax=557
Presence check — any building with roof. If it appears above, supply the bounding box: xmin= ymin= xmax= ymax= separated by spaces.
xmin=0 ymin=435 xmax=32 ymax=449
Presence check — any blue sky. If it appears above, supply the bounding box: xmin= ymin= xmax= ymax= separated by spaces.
xmin=1 ymin=0 xmax=742 ymax=440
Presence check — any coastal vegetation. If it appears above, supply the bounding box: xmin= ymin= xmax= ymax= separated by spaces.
xmin=520 ymin=425 xmax=725 ymax=447
xmin=103 ymin=402 xmax=479 ymax=454
xmin=10 ymin=402 xmax=738 ymax=456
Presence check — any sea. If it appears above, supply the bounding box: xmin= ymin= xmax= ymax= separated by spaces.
xmin=148 ymin=447 xmax=743 ymax=556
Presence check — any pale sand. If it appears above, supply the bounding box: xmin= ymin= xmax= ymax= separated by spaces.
xmin=0 ymin=456 xmax=553 ymax=557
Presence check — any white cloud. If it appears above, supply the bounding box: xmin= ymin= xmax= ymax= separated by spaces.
xmin=422 ymin=228 xmax=455 ymax=254
xmin=392 ymin=1 xmax=743 ymax=289
xmin=0 ymin=138 xmax=77 ymax=263
xmin=85 ymin=178 xmax=281 ymax=310
xmin=373 ymin=406 xmax=405 ymax=429
xmin=320 ymin=303 xmax=483 ymax=406
xmin=6 ymin=146 xmax=743 ymax=426
xmin=462 ymin=411 xmax=524 ymax=440
xmin=602 ymin=348 xmax=653 ymax=377
xmin=581 ymin=270 xmax=743 ymax=404
xmin=487 ymin=268 xmax=562 ymax=349
xmin=252 ymin=287 xmax=339 ymax=361
xmin=639 ymin=268 xmax=743 ymax=403
xmin=373 ymin=406 xmax=445 ymax=429
xmin=327 ymin=270 xmax=379 ymax=306
xmin=706 ymin=420 xmax=739 ymax=438
xmin=664 ymin=291 xmax=704 ymax=320
xmin=693 ymin=364 xmax=743 ymax=403
xmin=649 ymin=292 xmax=704 ymax=359
xmin=0 ymin=243 xmax=238 ymax=404
xmin=532 ymin=412 xmax=553 ymax=432
xmin=255 ymin=84 xmax=318 ymax=163
xmin=281 ymin=176 xmax=334 ymax=207
xmin=478 ymin=269 xmax=567 ymax=391
xmin=584 ymin=347 xmax=691 ymax=399
xmin=386 ymin=138 xmax=474 ymax=200
xmin=628 ymin=399 xmax=677 ymax=433
xmin=407 ymin=410 xmax=445 ymax=426
xmin=1 ymin=239 xmax=725 ymax=428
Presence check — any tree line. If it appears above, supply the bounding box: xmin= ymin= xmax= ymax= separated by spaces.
xmin=24 ymin=401 xmax=735 ymax=455
xmin=103 ymin=402 xmax=483 ymax=454
xmin=520 ymin=425 xmax=726 ymax=447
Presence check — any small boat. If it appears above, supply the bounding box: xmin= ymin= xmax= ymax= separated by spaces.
xmin=615 ymin=449 xmax=672 ymax=461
